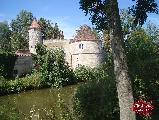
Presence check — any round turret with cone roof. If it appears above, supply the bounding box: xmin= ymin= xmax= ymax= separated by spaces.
xmin=69 ymin=25 xmax=103 ymax=68
xmin=28 ymin=19 xmax=42 ymax=54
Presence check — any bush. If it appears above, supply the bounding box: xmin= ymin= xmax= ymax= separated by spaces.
xmin=0 ymin=72 xmax=41 ymax=95
xmin=34 ymin=44 xmax=76 ymax=88
xmin=74 ymin=66 xmax=94 ymax=82
xmin=74 ymin=53 xmax=114 ymax=82
xmin=0 ymin=104 xmax=20 ymax=120
xmin=0 ymin=52 xmax=17 ymax=78
xmin=73 ymin=79 xmax=119 ymax=120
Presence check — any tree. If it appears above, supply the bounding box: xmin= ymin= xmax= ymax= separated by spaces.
xmin=79 ymin=0 xmax=158 ymax=120
xmin=38 ymin=18 xmax=64 ymax=40
xmin=120 ymin=9 xmax=136 ymax=36
xmin=10 ymin=10 xmax=34 ymax=51
xmin=0 ymin=22 xmax=11 ymax=52
xmin=146 ymin=21 xmax=159 ymax=43
xmin=125 ymin=27 xmax=159 ymax=120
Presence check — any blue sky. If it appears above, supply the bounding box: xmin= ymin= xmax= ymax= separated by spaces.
xmin=0 ymin=0 xmax=159 ymax=39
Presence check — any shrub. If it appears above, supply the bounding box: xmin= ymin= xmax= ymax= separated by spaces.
xmin=74 ymin=66 xmax=94 ymax=82
xmin=35 ymin=44 xmax=76 ymax=88
xmin=0 ymin=104 xmax=20 ymax=120
xmin=73 ymin=79 xmax=119 ymax=120
xmin=0 ymin=72 xmax=40 ymax=95
xmin=74 ymin=54 xmax=114 ymax=82
xmin=0 ymin=52 xmax=17 ymax=78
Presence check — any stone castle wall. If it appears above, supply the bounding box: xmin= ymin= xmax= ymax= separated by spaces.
xmin=69 ymin=40 xmax=104 ymax=68
xmin=43 ymin=39 xmax=104 ymax=69
xmin=28 ymin=21 xmax=104 ymax=70
xmin=13 ymin=56 xmax=33 ymax=77
xmin=29 ymin=28 xmax=42 ymax=54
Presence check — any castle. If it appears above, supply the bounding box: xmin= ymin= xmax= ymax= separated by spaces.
xmin=13 ymin=19 xmax=104 ymax=76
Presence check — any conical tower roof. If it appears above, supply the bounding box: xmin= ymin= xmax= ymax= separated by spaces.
xmin=30 ymin=19 xmax=40 ymax=29
xmin=73 ymin=25 xmax=97 ymax=41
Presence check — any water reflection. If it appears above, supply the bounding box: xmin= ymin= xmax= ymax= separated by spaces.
xmin=0 ymin=85 xmax=78 ymax=119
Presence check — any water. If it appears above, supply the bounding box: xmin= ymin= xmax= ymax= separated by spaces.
xmin=0 ymin=84 xmax=79 ymax=119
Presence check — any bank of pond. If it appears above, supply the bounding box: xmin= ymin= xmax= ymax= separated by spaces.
xmin=0 ymin=84 xmax=79 ymax=120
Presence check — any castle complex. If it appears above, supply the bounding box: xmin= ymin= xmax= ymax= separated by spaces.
xmin=14 ymin=19 xmax=104 ymax=76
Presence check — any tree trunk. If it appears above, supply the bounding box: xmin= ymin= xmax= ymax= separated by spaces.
xmin=108 ymin=0 xmax=136 ymax=120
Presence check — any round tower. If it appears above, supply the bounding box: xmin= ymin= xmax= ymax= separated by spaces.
xmin=28 ymin=19 xmax=42 ymax=54
xmin=69 ymin=25 xmax=104 ymax=69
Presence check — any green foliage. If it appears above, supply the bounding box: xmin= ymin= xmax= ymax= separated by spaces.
xmin=79 ymin=0 xmax=158 ymax=30
xmin=73 ymin=79 xmax=119 ymax=120
xmin=38 ymin=18 xmax=63 ymax=40
xmin=0 ymin=52 xmax=17 ymax=78
xmin=120 ymin=9 xmax=136 ymax=35
xmin=0 ymin=73 xmax=41 ymax=95
xmin=74 ymin=66 xmax=94 ymax=82
xmin=125 ymin=28 xmax=159 ymax=119
xmin=0 ymin=104 xmax=20 ymax=120
xmin=0 ymin=22 xmax=11 ymax=52
xmin=35 ymin=44 xmax=76 ymax=88
xmin=10 ymin=10 xmax=34 ymax=51
xmin=57 ymin=93 xmax=74 ymax=120
xmin=146 ymin=21 xmax=159 ymax=43
xmin=73 ymin=53 xmax=118 ymax=120
xmin=129 ymin=0 xmax=158 ymax=25
xmin=39 ymin=17 xmax=54 ymax=39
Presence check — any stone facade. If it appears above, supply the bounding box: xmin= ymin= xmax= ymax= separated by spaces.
xmin=29 ymin=20 xmax=104 ymax=69
xmin=14 ymin=20 xmax=104 ymax=77
xmin=13 ymin=50 xmax=33 ymax=77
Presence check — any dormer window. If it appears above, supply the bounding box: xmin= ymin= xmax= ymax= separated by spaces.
xmin=79 ymin=43 xmax=84 ymax=49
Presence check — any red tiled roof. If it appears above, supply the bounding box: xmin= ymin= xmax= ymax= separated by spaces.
xmin=30 ymin=19 xmax=40 ymax=29
xmin=72 ymin=25 xmax=97 ymax=42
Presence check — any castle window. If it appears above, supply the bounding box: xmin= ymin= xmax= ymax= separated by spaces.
xmin=77 ymin=64 xmax=80 ymax=67
xmin=79 ymin=43 xmax=84 ymax=49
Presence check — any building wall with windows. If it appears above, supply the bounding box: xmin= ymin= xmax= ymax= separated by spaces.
xmin=29 ymin=20 xmax=104 ymax=69
xmin=68 ymin=40 xmax=103 ymax=69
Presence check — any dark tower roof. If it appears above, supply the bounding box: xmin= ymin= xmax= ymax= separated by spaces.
xmin=73 ymin=25 xmax=97 ymax=41
xmin=30 ymin=19 xmax=40 ymax=29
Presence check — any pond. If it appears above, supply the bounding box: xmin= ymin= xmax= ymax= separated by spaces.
xmin=0 ymin=84 xmax=79 ymax=119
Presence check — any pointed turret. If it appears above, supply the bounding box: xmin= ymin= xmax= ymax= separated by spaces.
xmin=28 ymin=19 xmax=42 ymax=54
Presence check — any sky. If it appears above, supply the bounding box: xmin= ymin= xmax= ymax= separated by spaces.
xmin=0 ymin=0 xmax=159 ymax=39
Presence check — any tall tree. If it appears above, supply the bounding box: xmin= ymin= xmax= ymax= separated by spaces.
xmin=79 ymin=0 xmax=158 ymax=120
xmin=0 ymin=21 xmax=11 ymax=52
xmin=10 ymin=10 xmax=34 ymax=51
xmin=38 ymin=18 xmax=64 ymax=40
